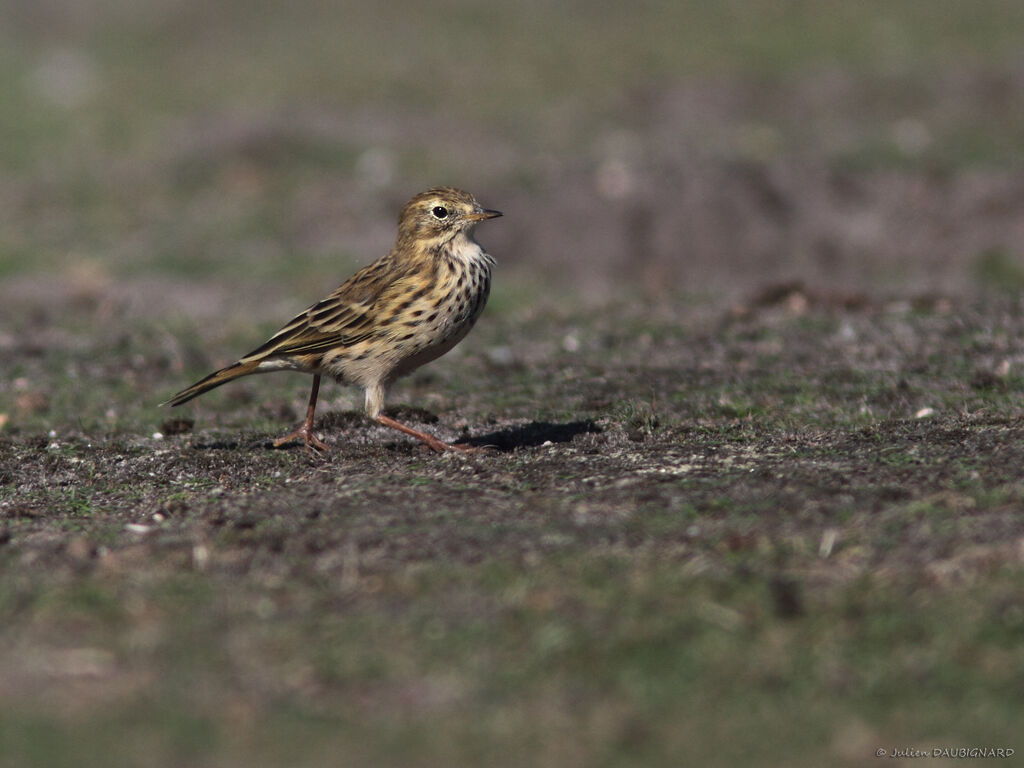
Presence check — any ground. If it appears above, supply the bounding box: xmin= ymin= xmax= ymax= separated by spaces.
xmin=3 ymin=286 xmax=1023 ymax=766
xmin=2 ymin=2 xmax=1024 ymax=766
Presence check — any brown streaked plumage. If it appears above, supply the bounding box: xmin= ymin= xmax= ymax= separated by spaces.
xmin=163 ymin=186 xmax=501 ymax=453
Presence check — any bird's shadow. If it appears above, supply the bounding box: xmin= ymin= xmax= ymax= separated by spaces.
xmin=460 ymin=420 xmax=601 ymax=452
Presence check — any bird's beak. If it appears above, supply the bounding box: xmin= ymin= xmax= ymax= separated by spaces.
xmin=467 ymin=208 xmax=502 ymax=221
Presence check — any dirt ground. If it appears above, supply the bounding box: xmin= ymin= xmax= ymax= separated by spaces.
xmin=3 ymin=276 xmax=1024 ymax=766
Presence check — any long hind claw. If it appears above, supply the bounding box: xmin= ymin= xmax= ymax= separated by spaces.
xmin=272 ymin=425 xmax=329 ymax=454
xmin=375 ymin=414 xmax=480 ymax=453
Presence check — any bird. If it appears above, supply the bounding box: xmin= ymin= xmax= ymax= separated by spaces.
xmin=163 ymin=186 xmax=501 ymax=453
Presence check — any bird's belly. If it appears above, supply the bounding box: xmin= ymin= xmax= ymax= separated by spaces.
xmin=389 ymin=321 xmax=473 ymax=379
xmin=322 ymin=321 xmax=474 ymax=388
xmin=323 ymin=258 xmax=492 ymax=388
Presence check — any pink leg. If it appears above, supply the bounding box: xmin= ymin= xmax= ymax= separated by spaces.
xmin=375 ymin=414 xmax=477 ymax=453
xmin=273 ymin=375 xmax=329 ymax=454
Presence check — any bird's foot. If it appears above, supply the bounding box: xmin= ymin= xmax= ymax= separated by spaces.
xmin=273 ymin=424 xmax=329 ymax=454
xmin=432 ymin=437 xmax=485 ymax=453
xmin=376 ymin=414 xmax=486 ymax=454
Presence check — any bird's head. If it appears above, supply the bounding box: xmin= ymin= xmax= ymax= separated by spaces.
xmin=396 ymin=186 xmax=502 ymax=249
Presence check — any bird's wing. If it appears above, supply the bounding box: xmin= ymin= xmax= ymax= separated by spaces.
xmin=239 ymin=257 xmax=426 ymax=361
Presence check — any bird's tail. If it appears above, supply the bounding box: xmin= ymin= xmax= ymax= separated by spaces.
xmin=162 ymin=360 xmax=261 ymax=407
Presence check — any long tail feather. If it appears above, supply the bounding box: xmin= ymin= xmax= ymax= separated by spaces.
xmin=162 ymin=360 xmax=261 ymax=407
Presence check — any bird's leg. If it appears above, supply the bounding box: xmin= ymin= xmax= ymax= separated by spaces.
xmin=375 ymin=414 xmax=476 ymax=453
xmin=273 ymin=374 xmax=330 ymax=453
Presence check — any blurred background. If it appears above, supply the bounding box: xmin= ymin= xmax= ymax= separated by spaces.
xmin=2 ymin=0 xmax=1023 ymax=315
xmin=3 ymin=4 xmax=1024 ymax=765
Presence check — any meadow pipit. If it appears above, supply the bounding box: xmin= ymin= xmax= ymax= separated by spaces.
xmin=164 ymin=186 xmax=501 ymax=453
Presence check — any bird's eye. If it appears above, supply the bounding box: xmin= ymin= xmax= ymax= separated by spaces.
xmin=432 ymin=206 xmax=449 ymax=219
